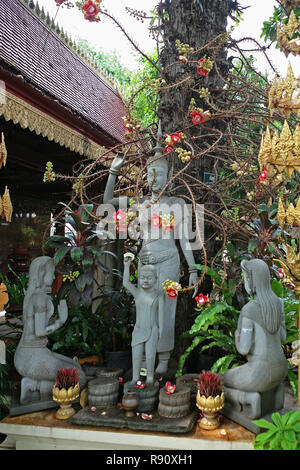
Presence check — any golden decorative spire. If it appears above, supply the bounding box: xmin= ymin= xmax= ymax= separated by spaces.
xmin=277 ymin=10 xmax=300 ymax=57
xmin=268 ymin=63 xmax=300 ymax=118
xmin=258 ymin=121 xmax=300 ymax=177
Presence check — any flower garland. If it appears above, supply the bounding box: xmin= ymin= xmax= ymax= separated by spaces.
xmin=162 ymin=280 xmax=182 ymax=298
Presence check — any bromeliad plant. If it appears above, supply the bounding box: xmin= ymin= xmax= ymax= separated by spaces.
xmin=197 ymin=370 xmax=224 ymax=398
xmin=44 ymin=203 xmax=116 ymax=307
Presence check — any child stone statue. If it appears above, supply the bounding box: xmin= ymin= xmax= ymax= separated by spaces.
xmin=123 ymin=253 xmax=164 ymax=387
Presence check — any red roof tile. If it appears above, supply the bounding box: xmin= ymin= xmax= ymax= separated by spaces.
xmin=0 ymin=0 xmax=126 ymax=143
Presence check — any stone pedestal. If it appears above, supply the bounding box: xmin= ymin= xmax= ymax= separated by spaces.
xmin=158 ymin=386 xmax=191 ymax=419
xmin=88 ymin=377 xmax=119 ymax=408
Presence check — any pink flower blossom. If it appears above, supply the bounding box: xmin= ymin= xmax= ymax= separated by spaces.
xmin=195 ymin=293 xmax=209 ymax=306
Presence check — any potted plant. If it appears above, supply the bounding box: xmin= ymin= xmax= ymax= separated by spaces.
xmin=196 ymin=370 xmax=225 ymax=430
xmin=52 ymin=367 xmax=80 ymax=420
xmin=44 ymin=203 xmax=117 ymax=308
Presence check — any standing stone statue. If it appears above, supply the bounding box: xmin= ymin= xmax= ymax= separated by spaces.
xmin=14 ymin=256 xmax=86 ymax=407
xmin=222 ymin=258 xmax=288 ymax=430
xmin=103 ymin=127 xmax=198 ymax=375
xmin=123 ymin=254 xmax=164 ymax=386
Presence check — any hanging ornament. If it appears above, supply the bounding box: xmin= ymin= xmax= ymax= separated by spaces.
xmin=0 ymin=132 xmax=7 ymax=169
xmin=1 ymin=186 xmax=13 ymax=223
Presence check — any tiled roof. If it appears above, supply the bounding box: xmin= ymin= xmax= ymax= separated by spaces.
xmin=0 ymin=0 xmax=126 ymax=144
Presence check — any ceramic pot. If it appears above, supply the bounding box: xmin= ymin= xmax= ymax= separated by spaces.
xmin=122 ymin=391 xmax=138 ymax=417
xmin=196 ymin=390 xmax=225 ymax=430
xmin=52 ymin=383 xmax=80 ymax=420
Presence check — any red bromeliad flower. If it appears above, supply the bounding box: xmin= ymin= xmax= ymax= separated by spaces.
xmin=195 ymin=293 xmax=209 ymax=306
xmin=82 ymin=1 xmax=101 ymax=22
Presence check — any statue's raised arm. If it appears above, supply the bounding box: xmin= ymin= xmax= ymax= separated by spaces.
xmin=103 ymin=152 xmax=128 ymax=208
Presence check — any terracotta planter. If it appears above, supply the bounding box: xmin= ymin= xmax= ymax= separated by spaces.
xmin=196 ymin=390 xmax=225 ymax=430
xmin=52 ymin=383 xmax=80 ymax=420
xmin=122 ymin=391 xmax=139 ymax=417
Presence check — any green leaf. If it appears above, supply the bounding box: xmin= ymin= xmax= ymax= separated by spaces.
xmin=252 ymin=418 xmax=277 ymax=430
xmin=286 ymin=410 xmax=300 ymax=426
xmin=271 ymin=412 xmax=283 ymax=429
xmin=71 ymin=247 xmax=83 ymax=263
xmin=210 ymin=354 xmax=237 ymax=373
xmin=75 ymin=274 xmax=87 ymax=293
xmin=53 ymin=247 xmax=70 ymax=266
xmin=248 ymin=238 xmax=259 ymax=253
xmin=82 ymin=257 xmax=94 ymax=271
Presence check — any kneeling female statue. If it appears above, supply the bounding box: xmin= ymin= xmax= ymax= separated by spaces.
xmin=14 ymin=256 xmax=86 ymax=405
xmin=222 ymin=258 xmax=288 ymax=425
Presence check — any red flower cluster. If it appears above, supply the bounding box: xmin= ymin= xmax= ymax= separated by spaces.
xmin=258 ymin=166 xmax=268 ymax=182
xmin=162 ymin=131 xmax=184 ymax=154
xmin=197 ymin=370 xmax=223 ymax=398
xmin=190 ymin=109 xmax=205 ymax=125
xmin=82 ymin=1 xmax=101 ymax=22
xmin=55 ymin=367 xmax=80 ymax=390
xmin=197 ymin=58 xmax=213 ymax=77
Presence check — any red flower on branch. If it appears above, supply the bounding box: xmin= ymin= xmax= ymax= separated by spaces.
xmin=277 ymin=268 xmax=285 ymax=280
xmin=162 ymin=144 xmax=174 ymax=154
xmin=190 ymin=109 xmax=205 ymax=125
xmin=195 ymin=293 xmax=209 ymax=306
xmin=170 ymin=132 xmax=183 ymax=143
xmin=150 ymin=213 xmax=162 ymax=229
xmin=258 ymin=167 xmax=268 ymax=182
xmin=82 ymin=1 xmax=100 ymax=22
xmin=113 ymin=209 xmax=126 ymax=221
xmin=177 ymin=56 xmax=188 ymax=63
xmin=166 ymin=288 xmax=178 ymax=299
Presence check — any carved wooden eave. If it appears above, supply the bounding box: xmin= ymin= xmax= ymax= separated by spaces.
xmin=0 ymin=89 xmax=110 ymax=163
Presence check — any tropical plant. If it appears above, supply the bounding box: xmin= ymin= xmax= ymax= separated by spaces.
xmin=44 ymin=203 xmax=116 ymax=308
xmin=0 ymin=269 xmax=28 ymax=310
xmin=253 ymin=410 xmax=300 ymax=450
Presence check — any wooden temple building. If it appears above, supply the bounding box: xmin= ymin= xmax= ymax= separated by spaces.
xmin=0 ymin=0 xmax=126 ymax=268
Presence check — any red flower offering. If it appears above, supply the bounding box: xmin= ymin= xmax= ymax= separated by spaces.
xmin=166 ymin=288 xmax=178 ymax=299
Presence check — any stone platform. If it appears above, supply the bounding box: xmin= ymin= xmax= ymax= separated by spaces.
xmin=0 ymin=408 xmax=255 ymax=450
xmin=71 ymin=406 xmax=197 ymax=434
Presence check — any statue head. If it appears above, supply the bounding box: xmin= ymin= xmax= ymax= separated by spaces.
xmin=139 ymin=264 xmax=158 ymax=290
xmin=147 ymin=121 xmax=172 ymax=193
xmin=241 ymin=259 xmax=282 ymax=333
xmin=28 ymin=256 xmax=55 ymax=291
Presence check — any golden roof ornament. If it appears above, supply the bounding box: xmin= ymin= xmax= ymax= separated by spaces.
xmin=277 ymin=10 xmax=300 ymax=57
xmin=268 ymin=63 xmax=300 ymax=118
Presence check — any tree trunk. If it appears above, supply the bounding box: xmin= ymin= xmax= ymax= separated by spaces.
xmin=157 ymin=0 xmax=236 ymax=363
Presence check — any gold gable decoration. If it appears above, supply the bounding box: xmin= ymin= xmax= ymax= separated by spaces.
xmin=268 ymin=63 xmax=300 ymax=118
xmin=276 ymin=197 xmax=300 ymax=228
xmin=277 ymin=9 xmax=300 ymax=57
xmin=258 ymin=120 xmax=300 ymax=177
xmin=0 ymin=91 xmax=108 ymax=162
